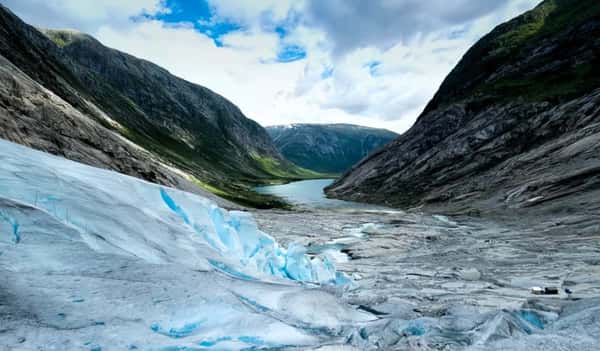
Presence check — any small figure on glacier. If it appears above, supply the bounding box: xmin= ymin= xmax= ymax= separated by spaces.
xmin=565 ymin=288 xmax=573 ymax=299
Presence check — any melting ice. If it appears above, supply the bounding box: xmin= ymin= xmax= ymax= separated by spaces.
xmin=0 ymin=139 xmax=342 ymax=286
xmin=0 ymin=139 xmax=371 ymax=350
xmin=1 ymin=139 xmax=599 ymax=351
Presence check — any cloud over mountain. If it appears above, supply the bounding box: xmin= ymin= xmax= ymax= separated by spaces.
xmin=3 ymin=0 xmax=541 ymax=132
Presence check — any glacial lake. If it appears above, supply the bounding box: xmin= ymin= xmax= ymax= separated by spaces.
xmin=255 ymin=178 xmax=385 ymax=209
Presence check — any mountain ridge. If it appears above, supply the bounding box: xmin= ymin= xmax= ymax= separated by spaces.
xmin=266 ymin=123 xmax=397 ymax=174
xmin=326 ymin=0 xmax=600 ymax=217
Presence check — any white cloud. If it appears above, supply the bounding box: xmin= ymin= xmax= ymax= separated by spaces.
xmin=4 ymin=0 xmax=542 ymax=133
xmin=206 ymin=0 xmax=298 ymax=26
xmin=286 ymin=0 xmax=541 ymax=131
xmin=2 ymin=0 xmax=167 ymax=32
xmin=96 ymin=20 xmax=307 ymax=127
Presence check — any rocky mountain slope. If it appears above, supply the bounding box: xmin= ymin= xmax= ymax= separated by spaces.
xmin=267 ymin=124 xmax=397 ymax=173
xmin=327 ymin=0 xmax=600 ymax=217
xmin=0 ymin=5 xmax=315 ymax=208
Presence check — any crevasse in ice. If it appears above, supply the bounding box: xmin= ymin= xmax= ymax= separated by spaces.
xmin=157 ymin=185 xmax=341 ymax=284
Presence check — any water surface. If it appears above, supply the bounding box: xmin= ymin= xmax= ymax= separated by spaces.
xmin=255 ymin=179 xmax=382 ymax=209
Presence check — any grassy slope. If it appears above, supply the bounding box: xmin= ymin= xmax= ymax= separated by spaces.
xmin=480 ymin=0 xmax=600 ymax=101
xmin=250 ymin=152 xmax=336 ymax=180
xmin=424 ymin=0 xmax=600 ymax=115
xmin=119 ymin=123 xmax=328 ymax=209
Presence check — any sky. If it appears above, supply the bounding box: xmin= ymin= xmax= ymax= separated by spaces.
xmin=4 ymin=0 xmax=541 ymax=133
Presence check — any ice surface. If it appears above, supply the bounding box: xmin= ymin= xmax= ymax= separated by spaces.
xmin=0 ymin=139 xmax=345 ymax=286
xmin=1 ymin=138 xmax=599 ymax=350
xmin=0 ymin=139 xmax=370 ymax=350
xmin=0 ymin=208 xmax=19 ymax=243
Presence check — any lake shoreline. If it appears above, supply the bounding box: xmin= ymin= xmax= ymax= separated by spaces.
xmin=255 ymin=179 xmax=389 ymax=210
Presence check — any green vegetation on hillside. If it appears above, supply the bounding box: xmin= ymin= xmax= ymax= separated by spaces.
xmin=40 ymin=29 xmax=332 ymax=209
xmin=267 ymin=124 xmax=398 ymax=174
xmin=116 ymin=125 xmax=327 ymax=209
xmin=425 ymin=0 xmax=600 ymax=114
xmin=487 ymin=0 xmax=600 ymax=61
xmin=486 ymin=63 xmax=596 ymax=101
xmin=488 ymin=1 xmax=557 ymax=57
xmin=479 ymin=0 xmax=600 ymax=102
xmin=191 ymin=177 xmax=292 ymax=209
xmin=250 ymin=152 xmax=328 ymax=180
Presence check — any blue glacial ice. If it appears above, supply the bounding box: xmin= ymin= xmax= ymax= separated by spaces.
xmin=1 ymin=138 xmax=599 ymax=351
xmin=158 ymin=184 xmax=341 ymax=285
xmin=0 ymin=138 xmax=344 ymax=286
xmin=0 ymin=208 xmax=20 ymax=243
xmin=0 ymin=139 xmax=373 ymax=350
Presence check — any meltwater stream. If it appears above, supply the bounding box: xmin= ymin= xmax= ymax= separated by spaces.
xmin=1 ymin=139 xmax=599 ymax=350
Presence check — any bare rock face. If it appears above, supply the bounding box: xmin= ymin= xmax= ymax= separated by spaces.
xmin=40 ymin=28 xmax=285 ymax=178
xmin=0 ymin=8 xmax=177 ymax=187
xmin=326 ymin=0 xmax=600 ymax=216
xmin=0 ymin=53 xmax=238 ymax=207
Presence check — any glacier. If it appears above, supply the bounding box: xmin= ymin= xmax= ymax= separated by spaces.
xmin=0 ymin=139 xmax=373 ymax=350
xmin=1 ymin=138 xmax=600 ymax=351
xmin=0 ymin=138 xmax=342 ymax=286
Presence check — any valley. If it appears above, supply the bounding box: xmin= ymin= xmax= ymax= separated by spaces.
xmin=0 ymin=0 xmax=599 ymax=350
xmin=267 ymin=124 xmax=397 ymax=174
xmin=1 ymin=139 xmax=599 ymax=350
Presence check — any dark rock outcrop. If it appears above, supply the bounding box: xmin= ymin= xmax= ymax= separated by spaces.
xmin=327 ymin=0 xmax=600 ymax=216
xmin=266 ymin=124 xmax=397 ymax=173
xmin=40 ymin=29 xmax=286 ymax=181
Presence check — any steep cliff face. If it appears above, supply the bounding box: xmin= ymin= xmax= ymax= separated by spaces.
xmin=0 ymin=18 xmax=232 ymax=205
xmin=41 ymin=29 xmax=288 ymax=180
xmin=0 ymin=5 xmax=313 ymax=207
xmin=267 ymin=124 xmax=397 ymax=173
xmin=326 ymin=0 xmax=600 ymax=216
xmin=0 ymin=7 xmax=185 ymax=187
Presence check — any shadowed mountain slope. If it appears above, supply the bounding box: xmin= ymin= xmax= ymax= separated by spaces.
xmin=327 ymin=0 xmax=600 ymax=217
xmin=267 ymin=124 xmax=397 ymax=174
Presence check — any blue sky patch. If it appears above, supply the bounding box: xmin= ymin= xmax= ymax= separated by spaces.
xmin=154 ymin=0 xmax=241 ymax=46
xmin=271 ymin=10 xmax=301 ymax=38
xmin=277 ymin=44 xmax=307 ymax=62
xmin=321 ymin=66 xmax=334 ymax=79
xmin=365 ymin=61 xmax=382 ymax=76
xmin=153 ymin=0 xmax=306 ymax=58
